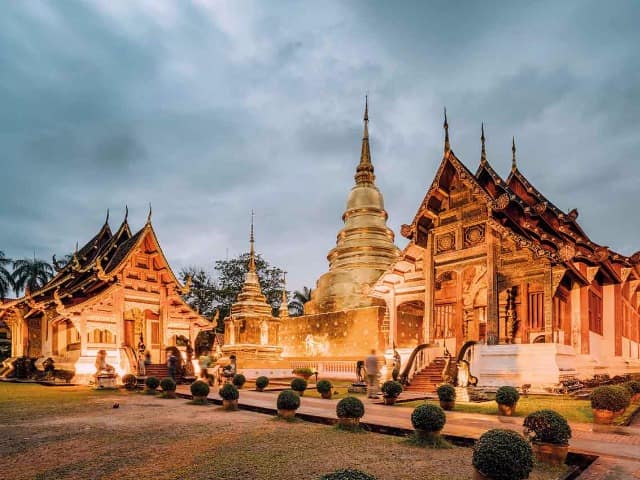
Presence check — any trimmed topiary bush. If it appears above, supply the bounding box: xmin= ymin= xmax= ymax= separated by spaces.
xmin=255 ymin=376 xmax=269 ymax=390
xmin=436 ymin=384 xmax=456 ymax=402
xmin=160 ymin=377 xmax=176 ymax=392
xmin=232 ymin=373 xmax=246 ymax=388
xmin=277 ymin=389 xmax=301 ymax=410
xmin=381 ymin=380 xmax=403 ymax=398
xmin=624 ymin=380 xmax=640 ymax=396
xmin=190 ymin=380 xmax=210 ymax=398
xmin=523 ymin=409 xmax=571 ymax=445
xmin=291 ymin=377 xmax=308 ymax=393
xmin=219 ymin=383 xmax=240 ymax=401
xmin=145 ymin=376 xmax=160 ymax=390
xmin=495 ymin=386 xmax=520 ymax=406
xmin=336 ymin=396 xmax=365 ymax=419
xmin=411 ymin=404 xmax=446 ymax=432
xmin=122 ymin=374 xmax=137 ymax=390
xmin=316 ymin=379 xmax=332 ymax=394
xmin=472 ymin=429 xmax=534 ymax=480
xmin=292 ymin=367 xmax=314 ymax=377
xmin=320 ymin=469 xmax=377 ymax=480
xmin=591 ymin=385 xmax=631 ymax=411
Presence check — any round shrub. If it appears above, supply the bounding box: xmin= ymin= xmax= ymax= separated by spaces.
xmin=436 ymin=384 xmax=456 ymax=402
xmin=219 ymin=383 xmax=239 ymax=401
xmin=591 ymin=385 xmax=631 ymax=411
xmin=381 ymin=380 xmax=403 ymax=398
xmin=277 ymin=389 xmax=301 ymax=410
xmin=495 ymin=386 xmax=520 ymax=406
xmin=411 ymin=404 xmax=446 ymax=432
xmin=624 ymin=380 xmax=640 ymax=395
xmin=232 ymin=373 xmax=246 ymax=388
xmin=190 ymin=380 xmax=210 ymax=397
xmin=316 ymin=379 xmax=333 ymax=394
xmin=292 ymin=367 xmax=314 ymax=376
xmin=145 ymin=376 xmax=160 ymax=390
xmin=160 ymin=377 xmax=176 ymax=392
xmin=122 ymin=374 xmax=136 ymax=389
xmin=320 ymin=469 xmax=377 ymax=480
xmin=472 ymin=429 xmax=534 ymax=480
xmin=291 ymin=377 xmax=308 ymax=392
xmin=336 ymin=396 xmax=365 ymax=419
xmin=255 ymin=376 xmax=269 ymax=390
xmin=523 ymin=409 xmax=571 ymax=445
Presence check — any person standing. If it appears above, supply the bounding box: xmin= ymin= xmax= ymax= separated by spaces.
xmin=365 ymin=349 xmax=379 ymax=398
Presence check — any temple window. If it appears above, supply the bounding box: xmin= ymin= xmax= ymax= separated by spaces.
xmin=434 ymin=303 xmax=455 ymax=338
xmin=528 ymin=291 xmax=544 ymax=331
xmin=88 ymin=329 xmax=116 ymax=344
xmin=588 ymin=290 xmax=603 ymax=335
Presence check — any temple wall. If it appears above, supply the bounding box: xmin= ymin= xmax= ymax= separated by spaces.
xmin=280 ymin=306 xmax=384 ymax=358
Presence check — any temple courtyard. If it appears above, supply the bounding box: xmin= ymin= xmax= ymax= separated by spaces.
xmin=1 ymin=382 xmax=640 ymax=480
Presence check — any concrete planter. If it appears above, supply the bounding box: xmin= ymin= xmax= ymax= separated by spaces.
xmin=193 ymin=395 xmax=208 ymax=404
xmin=497 ymin=403 xmax=517 ymax=416
xmin=222 ymin=399 xmax=238 ymax=411
xmin=383 ymin=396 xmax=397 ymax=405
xmin=531 ymin=442 xmax=569 ymax=466
xmin=338 ymin=417 xmax=360 ymax=429
xmin=255 ymin=387 xmax=265 ymax=392
xmin=592 ymin=408 xmax=615 ymax=425
xmin=162 ymin=391 xmax=177 ymax=399
xmin=415 ymin=428 xmax=442 ymax=442
xmin=277 ymin=408 xmax=297 ymax=419
xmin=320 ymin=391 xmax=332 ymax=399
xmin=439 ymin=400 xmax=455 ymax=411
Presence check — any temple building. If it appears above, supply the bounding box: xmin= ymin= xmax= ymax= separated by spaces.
xmin=0 ymin=210 xmax=208 ymax=383
xmin=372 ymin=114 xmax=640 ymax=387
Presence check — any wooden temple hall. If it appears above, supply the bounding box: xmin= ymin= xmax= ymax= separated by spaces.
xmin=372 ymin=112 xmax=640 ymax=386
xmin=0 ymin=210 xmax=207 ymax=383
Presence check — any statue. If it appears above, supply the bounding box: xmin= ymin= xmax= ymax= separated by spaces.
xmin=392 ymin=348 xmax=401 ymax=381
xmin=137 ymin=334 xmax=146 ymax=356
xmin=94 ymin=349 xmax=115 ymax=385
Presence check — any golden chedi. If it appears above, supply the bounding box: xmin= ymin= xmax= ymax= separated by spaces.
xmin=305 ymin=99 xmax=400 ymax=314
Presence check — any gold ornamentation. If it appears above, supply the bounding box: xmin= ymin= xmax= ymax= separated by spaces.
xmin=464 ymin=224 xmax=485 ymax=247
xmin=494 ymin=193 xmax=509 ymax=210
xmin=558 ymin=242 xmax=576 ymax=262
xmin=436 ymin=232 xmax=455 ymax=253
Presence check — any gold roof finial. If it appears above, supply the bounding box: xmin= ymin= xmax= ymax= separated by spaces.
xmin=355 ymin=95 xmax=375 ymax=185
xmin=104 ymin=208 xmax=110 ymax=226
xmin=147 ymin=202 xmax=152 ymax=224
xmin=511 ymin=136 xmax=517 ymax=171
xmin=124 ymin=205 xmax=129 ymax=222
xmin=248 ymin=209 xmax=256 ymax=273
xmin=280 ymin=271 xmax=289 ymax=318
xmin=444 ymin=107 xmax=450 ymax=154
xmin=480 ymin=123 xmax=487 ymax=165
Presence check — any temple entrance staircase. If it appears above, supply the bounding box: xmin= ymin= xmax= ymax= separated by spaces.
xmin=403 ymin=356 xmax=446 ymax=393
xmin=144 ymin=364 xmax=169 ymax=379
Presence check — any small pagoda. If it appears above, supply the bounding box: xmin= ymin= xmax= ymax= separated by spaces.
xmin=222 ymin=214 xmax=283 ymax=362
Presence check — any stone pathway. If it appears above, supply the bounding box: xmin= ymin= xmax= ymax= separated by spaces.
xmin=176 ymin=385 xmax=640 ymax=478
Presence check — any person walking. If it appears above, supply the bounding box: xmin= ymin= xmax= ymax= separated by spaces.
xmin=365 ymin=349 xmax=379 ymax=398
xmin=167 ymin=351 xmax=178 ymax=380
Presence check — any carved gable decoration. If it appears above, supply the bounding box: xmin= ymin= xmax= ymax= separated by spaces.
xmin=464 ymin=224 xmax=485 ymax=248
xmin=436 ymin=232 xmax=455 ymax=253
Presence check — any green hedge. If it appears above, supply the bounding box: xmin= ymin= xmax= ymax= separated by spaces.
xmin=219 ymin=383 xmax=239 ymax=401
xmin=255 ymin=376 xmax=269 ymax=389
xmin=316 ymin=379 xmax=332 ymax=394
xmin=160 ymin=377 xmax=176 ymax=392
xmin=591 ymin=385 xmax=631 ymax=411
xmin=319 ymin=469 xmax=377 ymax=480
xmin=381 ymin=380 xmax=403 ymax=398
xmin=495 ymin=386 xmax=519 ymax=406
xmin=291 ymin=377 xmax=308 ymax=392
xmin=411 ymin=404 xmax=446 ymax=432
xmin=190 ymin=380 xmax=210 ymax=397
xmin=436 ymin=384 xmax=456 ymax=402
xmin=523 ymin=409 xmax=571 ymax=445
xmin=145 ymin=376 xmax=160 ymax=390
xmin=277 ymin=389 xmax=300 ymax=410
xmin=472 ymin=429 xmax=533 ymax=480
xmin=336 ymin=396 xmax=364 ymax=419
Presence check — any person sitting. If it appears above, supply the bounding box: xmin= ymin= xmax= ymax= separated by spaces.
xmin=220 ymin=355 xmax=237 ymax=383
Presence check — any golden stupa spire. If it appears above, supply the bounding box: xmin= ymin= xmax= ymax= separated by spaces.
xmin=279 ymin=271 xmax=289 ymax=318
xmin=511 ymin=136 xmax=517 ymax=171
xmin=248 ymin=209 xmax=256 ymax=273
xmin=444 ymin=107 xmax=450 ymax=154
xmin=354 ymin=95 xmax=375 ymax=185
xmin=480 ymin=122 xmax=487 ymax=165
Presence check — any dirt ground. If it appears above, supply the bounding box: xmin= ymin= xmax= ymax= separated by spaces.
xmin=0 ymin=383 xmax=567 ymax=480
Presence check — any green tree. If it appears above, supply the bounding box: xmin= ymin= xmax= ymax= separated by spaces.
xmin=289 ymin=286 xmax=313 ymax=316
xmin=180 ymin=267 xmax=217 ymax=318
xmin=0 ymin=251 xmax=14 ymax=299
xmin=11 ymin=257 xmax=54 ymax=295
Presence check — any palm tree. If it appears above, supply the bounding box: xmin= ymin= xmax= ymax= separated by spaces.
xmin=289 ymin=286 xmax=313 ymax=317
xmin=11 ymin=256 xmax=54 ymax=296
xmin=0 ymin=251 xmax=14 ymax=299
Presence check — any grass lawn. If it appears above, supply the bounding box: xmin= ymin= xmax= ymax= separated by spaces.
xmin=0 ymin=382 xmax=568 ymax=480
xmin=397 ymin=394 xmax=594 ymax=423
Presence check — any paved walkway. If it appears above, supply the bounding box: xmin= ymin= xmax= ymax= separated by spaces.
xmin=176 ymin=385 xmax=640 ymax=478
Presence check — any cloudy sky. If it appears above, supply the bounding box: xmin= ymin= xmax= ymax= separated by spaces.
xmin=1 ymin=0 xmax=639 ymax=291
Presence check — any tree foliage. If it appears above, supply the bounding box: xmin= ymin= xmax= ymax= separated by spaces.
xmin=289 ymin=286 xmax=313 ymax=316
xmin=11 ymin=257 xmax=54 ymax=295
xmin=0 ymin=251 xmax=14 ymax=299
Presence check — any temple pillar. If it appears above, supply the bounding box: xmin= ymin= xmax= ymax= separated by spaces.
xmin=388 ymin=291 xmax=397 ymax=348
xmin=579 ymin=286 xmax=590 ymax=354
xmin=544 ymin=266 xmax=553 ymax=342
xmin=423 ymin=232 xmax=434 ymax=344
xmin=486 ymin=228 xmax=499 ymax=344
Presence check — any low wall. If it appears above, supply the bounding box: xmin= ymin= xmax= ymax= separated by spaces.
xmin=280 ymin=306 xmax=384 ymax=358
